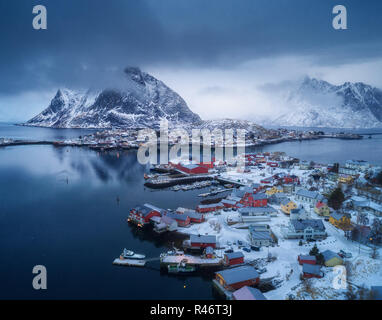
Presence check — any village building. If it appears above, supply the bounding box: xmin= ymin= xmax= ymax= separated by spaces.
xmin=215 ymin=266 xmax=260 ymax=291
xmin=128 ymin=204 xmax=162 ymax=227
xmin=163 ymin=211 xmax=191 ymax=227
xmin=185 ymin=234 xmax=217 ymax=250
xmin=315 ymin=201 xmax=330 ymax=217
xmin=283 ymin=219 xmax=326 ymax=240
xmin=232 ymin=286 xmax=266 ymax=300
xmin=280 ymin=198 xmax=298 ymax=215
xmin=338 ymin=174 xmax=355 ymax=184
xmin=265 ymin=186 xmax=283 ymax=196
xmin=356 ymin=186 xmax=382 ymax=205
xmin=196 ymin=202 xmax=224 ymax=213
xmin=329 ymin=211 xmax=352 ymax=230
xmin=204 ymin=246 xmax=214 ymax=259
xmin=224 ymin=252 xmax=244 ymax=266
xmin=239 ymin=206 xmax=278 ymax=220
xmin=173 ymin=162 xmax=209 ymax=175
xmin=299 ymin=160 xmax=311 ymax=170
xmin=302 ymin=264 xmax=323 ymax=279
xmin=268 ymin=192 xmax=288 ymax=205
xmin=290 ymin=206 xmax=310 ymax=220
xmin=295 ymin=189 xmax=322 ymax=206
xmin=152 ymin=215 xmax=178 ymax=233
xmin=282 ymin=174 xmax=300 ymax=185
xmin=282 ymin=183 xmax=295 ymax=194
xmin=339 ymin=166 xmax=359 ymax=176
xmin=322 ymin=250 xmax=344 ymax=267
xmin=345 ymin=160 xmax=370 ymax=172
xmin=298 ymin=255 xmax=316 ymax=265
xmin=248 ymin=226 xmax=273 ymax=247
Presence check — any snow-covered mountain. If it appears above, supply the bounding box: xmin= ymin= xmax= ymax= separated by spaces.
xmin=24 ymin=67 xmax=201 ymax=129
xmin=271 ymin=77 xmax=382 ymax=128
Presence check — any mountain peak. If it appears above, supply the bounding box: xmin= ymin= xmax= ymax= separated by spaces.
xmin=271 ymin=77 xmax=382 ymax=128
xmin=25 ymin=68 xmax=201 ymax=129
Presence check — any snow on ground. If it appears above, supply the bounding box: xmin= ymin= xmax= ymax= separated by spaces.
xmin=176 ymin=164 xmax=382 ymax=299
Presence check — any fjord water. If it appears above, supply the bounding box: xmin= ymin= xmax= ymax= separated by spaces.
xmin=0 ymin=124 xmax=381 ymax=299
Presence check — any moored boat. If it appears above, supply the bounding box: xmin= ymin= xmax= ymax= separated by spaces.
xmin=167 ymin=259 xmax=196 ymax=273
xmin=120 ymin=248 xmax=146 ymax=260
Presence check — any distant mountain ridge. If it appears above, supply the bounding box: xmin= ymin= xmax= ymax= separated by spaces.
xmin=25 ymin=67 xmax=201 ymax=129
xmin=271 ymin=77 xmax=382 ymax=128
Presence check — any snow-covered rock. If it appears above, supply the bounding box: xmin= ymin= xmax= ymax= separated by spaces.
xmin=24 ymin=67 xmax=202 ymax=129
xmin=271 ymin=77 xmax=382 ymax=129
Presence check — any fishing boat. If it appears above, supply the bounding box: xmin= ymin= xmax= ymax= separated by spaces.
xmin=144 ymin=173 xmax=149 ymax=179
xmin=120 ymin=248 xmax=146 ymax=260
xmin=167 ymin=259 xmax=196 ymax=273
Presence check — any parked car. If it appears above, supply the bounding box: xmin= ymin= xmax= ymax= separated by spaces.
xmin=251 ymin=246 xmax=260 ymax=251
xmin=257 ymin=268 xmax=267 ymax=274
xmin=338 ymin=250 xmax=352 ymax=258
xmin=237 ymin=240 xmax=243 ymax=246
xmin=242 ymin=247 xmax=251 ymax=253
xmin=224 ymin=248 xmax=234 ymax=254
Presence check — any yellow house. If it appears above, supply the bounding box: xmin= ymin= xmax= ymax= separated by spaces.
xmin=266 ymin=186 xmax=283 ymax=196
xmin=322 ymin=250 xmax=343 ymax=267
xmin=314 ymin=201 xmax=330 ymax=217
xmin=280 ymin=199 xmax=297 ymax=215
xmin=338 ymin=175 xmax=354 ymax=184
xmin=329 ymin=212 xmax=352 ymax=230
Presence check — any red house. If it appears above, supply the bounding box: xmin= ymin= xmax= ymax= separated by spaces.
xmin=260 ymin=177 xmax=273 ymax=184
xmin=283 ymin=175 xmax=300 ymax=184
xmin=163 ymin=211 xmax=191 ymax=227
xmin=205 ymin=246 xmax=214 ymax=259
xmin=174 ymin=162 xmax=209 ymax=175
xmin=298 ymin=255 xmax=317 ymax=265
xmin=215 ymin=266 xmax=260 ymax=291
xmin=267 ymin=161 xmax=279 ymax=168
xmin=302 ymin=264 xmax=323 ymax=279
xmin=250 ymin=193 xmax=268 ymax=207
xmin=230 ymin=187 xmax=267 ymax=208
xmin=189 ymin=234 xmax=216 ymax=249
xmin=224 ymin=252 xmax=244 ymax=266
xmin=184 ymin=211 xmax=205 ymax=223
xmin=196 ymin=203 xmax=224 ymax=213
xmin=128 ymin=204 xmax=162 ymax=227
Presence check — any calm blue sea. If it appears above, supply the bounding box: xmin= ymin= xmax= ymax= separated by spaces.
xmin=0 ymin=123 xmax=381 ymax=299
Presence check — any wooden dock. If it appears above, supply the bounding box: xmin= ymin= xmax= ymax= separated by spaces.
xmin=160 ymin=254 xmax=223 ymax=268
xmin=212 ymin=279 xmax=233 ymax=300
xmin=112 ymin=258 xmax=146 ymax=267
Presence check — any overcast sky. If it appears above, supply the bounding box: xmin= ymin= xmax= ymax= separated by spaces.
xmin=0 ymin=0 xmax=382 ymax=121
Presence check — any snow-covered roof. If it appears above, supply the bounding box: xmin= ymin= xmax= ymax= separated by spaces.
xmin=322 ymin=250 xmax=342 ymax=262
xmin=296 ymin=189 xmax=321 ymax=199
xmin=225 ymin=252 xmax=244 ymax=260
xmin=216 ymin=266 xmax=259 ymax=285
xmin=190 ymin=234 xmax=216 ymax=244
xmin=291 ymin=219 xmax=325 ymax=231
xmin=302 ymin=263 xmax=321 ymax=275
xmin=232 ymin=286 xmax=266 ymax=300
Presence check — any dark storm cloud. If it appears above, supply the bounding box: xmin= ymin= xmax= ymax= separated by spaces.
xmin=1 ymin=0 xmax=382 ymax=94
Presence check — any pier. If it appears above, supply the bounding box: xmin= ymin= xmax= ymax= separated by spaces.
xmin=160 ymin=254 xmax=223 ymax=269
xmin=216 ymin=177 xmax=247 ymax=187
xmin=144 ymin=174 xmax=214 ymax=189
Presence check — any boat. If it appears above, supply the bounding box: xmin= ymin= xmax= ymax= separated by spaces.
xmin=144 ymin=173 xmax=149 ymax=179
xmin=120 ymin=248 xmax=146 ymax=260
xmin=167 ymin=259 xmax=196 ymax=273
